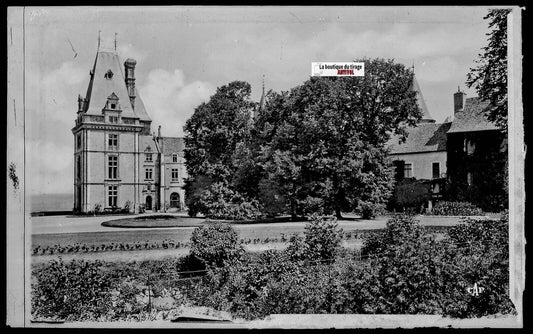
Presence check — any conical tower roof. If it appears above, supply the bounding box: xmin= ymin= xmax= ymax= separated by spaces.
xmin=258 ymin=76 xmax=265 ymax=112
xmin=81 ymin=46 xmax=151 ymax=122
xmin=253 ymin=76 xmax=265 ymax=119
xmin=411 ymin=75 xmax=435 ymax=123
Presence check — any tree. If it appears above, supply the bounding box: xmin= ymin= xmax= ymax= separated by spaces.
xmin=183 ymin=81 xmax=259 ymax=218
xmin=254 ymin=59 xmax=421 ymax=219
xmin=466 ymin=9 xmax=511 ymax=131
xmin=189 ymin=222 xmax=245 ymax=267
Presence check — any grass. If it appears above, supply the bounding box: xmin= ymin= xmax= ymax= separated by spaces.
xmin=32 ymin=224 xmax=450 ymax=253
xmin=102 ymin=215 xmax=204 ymax=228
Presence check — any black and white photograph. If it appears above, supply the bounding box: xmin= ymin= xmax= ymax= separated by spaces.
xmin=6 ymin=6 xmax=525 ymax=328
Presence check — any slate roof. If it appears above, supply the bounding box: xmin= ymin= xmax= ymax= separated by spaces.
xmin=139 ymin=135 xmax=158 ymax=153
xmin=447 ymin=97 xmax=499 ymax=133
xmin=387 ymin=122 xmax=451 ymax=154
xmin=411 ymin=76 xmax=434 ymax=123
xmin=133 ymin=87 xmax=151 ymax=122
xmin=160 ymin=137 xmax=185 ymax=155
xmin=83 ymin=50 xmax=151 ymax=122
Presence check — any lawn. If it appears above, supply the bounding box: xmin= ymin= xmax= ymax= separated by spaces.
xmin=32 ymin=215 xmax=461 ymax=251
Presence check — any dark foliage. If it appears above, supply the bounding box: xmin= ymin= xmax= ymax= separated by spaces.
xmin=389 ymin=178 xmax=432 ymax=213
xmin=431 ymin=201 xmax=483 ymax=216
xmin=32 ymin=258 xmax=112 ymax=321
xmin=189 ymin=221 xmax=245 ymax=267
xmin=466 ymin=9 xmax=511 ymax=131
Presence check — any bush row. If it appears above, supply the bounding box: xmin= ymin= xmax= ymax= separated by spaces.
xmin=185 ymin=215 xmax=515 ymax=319
xmin=31 ymin=230 xmax=378 ymax=256
xmin=31 ymin=257 xmax=196 ymax=321
xmin=32 ymin=215 xmax=514 ymax=321
xmin=431 ymin=201 xmax=483 ymax=216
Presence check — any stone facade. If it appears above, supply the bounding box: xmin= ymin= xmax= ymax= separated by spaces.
xmin=72 ymin=45 xmax=187 ymax=214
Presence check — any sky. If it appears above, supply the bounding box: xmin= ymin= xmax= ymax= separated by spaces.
xmin=19 ymin=6 xmax=495 ymax=195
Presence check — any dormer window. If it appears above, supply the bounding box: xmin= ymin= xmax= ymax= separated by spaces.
xmin=105 ymin=93 xmax=120 ymax=111
xmin=104 ymin=69 xmax=114 ymax=79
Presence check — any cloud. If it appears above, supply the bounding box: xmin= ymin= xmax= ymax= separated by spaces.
xmin=202 ymin=22 xmax=485 ymax=97
xmin=27 ymin=140 xmax=73 ymax=194
xmin=117 ymin=43 xmax=147 ymax=63
xmin=139 ymin=68 xmax=215 ymax=137
xmin=26 ymin=61 xmax=87 ymax=141
xmin=25 ymin=61 xmax=86 ymax=194
xmin=416 ymin=57 xmax=461 ymax=83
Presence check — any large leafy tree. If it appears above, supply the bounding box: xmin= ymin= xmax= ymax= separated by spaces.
xmin=254 ymin=58 xmax=421 ymax=219
xmin=466 ymin=9 xmax=511 ymax=131
xmin=183 ymin=81 xmax=257 ymax=217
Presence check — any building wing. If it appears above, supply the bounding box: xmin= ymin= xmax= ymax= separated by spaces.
xmin=447 ymin=97 xmax=499 ymax=133
xmin=387 ymin=122 xmax=451 ymax=154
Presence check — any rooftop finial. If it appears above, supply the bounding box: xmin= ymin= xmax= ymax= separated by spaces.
xmin=458 ymin=85 xmax=461 ymax=92
xmin=114 ymin=32 xmax=117 ymax=51
xmin=262 ymin=74 xmax=265 ymax=93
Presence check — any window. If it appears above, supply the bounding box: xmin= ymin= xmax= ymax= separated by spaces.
xmin=172 ymin=153 xmax=178 ymax=163
xmin=404 ymin=163 xmax=413 ymax=178
xmin=145 ymin=167 xmax=153 ymax=180
xmin=109 ymin=116 xmax=119 ymax=123
xmin=77 ymin=156 xmax=81 ymax=180
xmin=171 ymin=168 xmax=179 ymax=181
xmin=108 ymin=185 xmax=118 ymax=207
xmin=110 ymin=103 xmax=116 ymax=109
xmin=105 ymin=69 xmax=114 ymax=79
xmin=464 ymin=138 xmax=475 ymax=155
xmin=77 ymin=135 xmax=82 ymax=149
xmin=108 ymin=155 xmax=118 ymax=179
xmin=432 ymin=162 xmax=440 ymax=179
xmin=145 ymin=153 xmax=153 ymax=162
xmin=170 ymin=192 xmax=180 ymax=208
xmin=108 ymin=134 xmax=118 ymax=150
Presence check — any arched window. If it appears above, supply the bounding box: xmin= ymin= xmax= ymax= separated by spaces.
xmin=170 ymin=192 xmax=180 ymax=208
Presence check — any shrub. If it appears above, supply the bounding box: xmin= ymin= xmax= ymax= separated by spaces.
xmin=302 ymin=215 xmax=343 ymax=262
xmin=196 ymin=182 xmax=262 ymax=220
xmin=32 ymin=258 xmax=112 ymax=321
xmin=389 ymin=178 xmax=432 ymax=213
xmin=431 ymin=201 xmax=483 ymax=216
xmin=358 ymin=201 xmax=384 ymax=219
xmin=439 ymin=215 xmax=515 ymax=317
xmin=184 ymin=215 xmax=515 ymax=320
xmin=189 ymin=221 xmax=245 ymax=267
xmin=361 ymin=214 xmax=423 ymax=257
xmin=93 ymin=203 xmax=102 ymax=215
xmin=285 ymin=234 xmax=310 ymax=262
xmin=123 ymin=200 xmax=131 ymax=213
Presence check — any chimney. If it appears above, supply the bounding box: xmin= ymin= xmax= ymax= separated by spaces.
xmin=454 ymin=86 xmax=466 ymax=114
xmin=77 ymin=94 xmax=84 ymax=113
xmin=124 ymin=58 xmax=137 ymax=109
